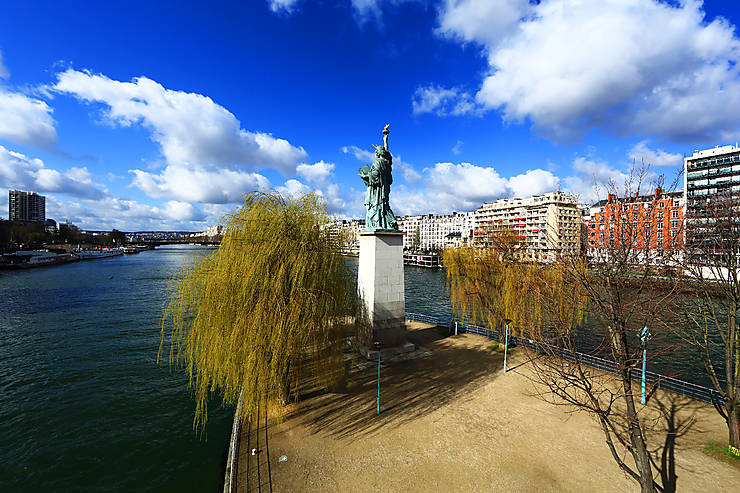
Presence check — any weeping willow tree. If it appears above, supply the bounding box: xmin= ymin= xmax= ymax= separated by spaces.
xmin=443 ymin=229 xmax=544 ymax=338
xmin=160 ymin=192 xmax=357 ymax=428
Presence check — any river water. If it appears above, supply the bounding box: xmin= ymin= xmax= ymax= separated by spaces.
xmin=0 ymin=246 xmax=711 ymax=492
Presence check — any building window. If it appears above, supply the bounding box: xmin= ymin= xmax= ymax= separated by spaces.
xmin=657 ymin=231 xmax=663 ymax=239
xmin=671 ymin=220 xmax=678 ymax=229
xmin=671 ymin=230 xmax=678 ymax=238
xmin=672 ymin=210 xmax=679 ymax=218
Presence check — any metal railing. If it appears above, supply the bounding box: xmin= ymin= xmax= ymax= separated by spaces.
xmin=406 ymin=312 xmax=723 ymax=405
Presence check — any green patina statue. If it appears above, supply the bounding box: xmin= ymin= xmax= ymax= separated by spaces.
xmin=359 ymin=124 xmax=399 ymax=231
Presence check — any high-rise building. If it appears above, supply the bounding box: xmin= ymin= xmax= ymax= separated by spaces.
xmin=8 ymin=190 xmax=46 ymax=222
xmin=684 ymin=145 xmax=740 ymax=255
xmin=474 ymin=192 xmax=582 ymax=262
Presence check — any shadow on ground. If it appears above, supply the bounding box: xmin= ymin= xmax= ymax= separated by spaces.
xmin=283 ymin=324 xmax=503 ymax=439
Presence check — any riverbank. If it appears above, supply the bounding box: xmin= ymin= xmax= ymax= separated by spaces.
xmin=240 ymin=322 xmax=739 ymax=492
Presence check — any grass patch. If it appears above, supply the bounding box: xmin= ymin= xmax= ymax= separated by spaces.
xmin=704 ymin=441 xmax=740 ymax=469
xmin=489 ymin=343 xmax=516 ymax=354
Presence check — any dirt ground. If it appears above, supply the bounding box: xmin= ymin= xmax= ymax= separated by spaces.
xmin=248 ymin=322 xmax=740 ymax=492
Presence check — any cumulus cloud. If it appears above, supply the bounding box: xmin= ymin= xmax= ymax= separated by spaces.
xmin=296 ymin=160 xmax=335 ymax=184
xmin=436 ymin=0 xmax=532 ymax=47
xmin=342 ymin=144 xmax=422 ymax=184
xmin=54 ymin=69 xmax=307 ymax=174
xmin=130 ymin=164 xmax=271 ymax=204
xmin=277 ymin=178 xmax=312 ymax=199
xmin=0 ymin=50 xmax=8 ymax=79
xmin=412 ymin=85 xmax=483 ymax=117
xmin=628 ymin=140 xmax=683 ymax=167
xmin=391 ymin=161 xmax=560 ymax=215
xmin=435 ymin=0 xmax=740 ymax=143
xmin=0 ymin=89 xmax=57 ymax=148
xmin=46 ymin=194 xmax=212 ymax=231
xmin=0 ymin=145 xmax=104 ymax=199
xmin=561 ymin=156 xmax=664 ymax=204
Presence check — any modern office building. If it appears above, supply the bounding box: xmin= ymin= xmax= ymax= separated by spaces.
xmin=473 ymin=192 xmax=582 ymax=262
xmin=684 ymin=144 xmax=740 ymax=254
xmin=587 ymin=188 xmax=683 ymax=260
xmin=9 ymin=190 xmax=46 ymax=222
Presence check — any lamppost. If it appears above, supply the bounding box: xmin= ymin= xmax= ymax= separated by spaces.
xmin=374 ymin=341 xmax=382 ymax=414
xmin=503 ymin=318 xmax=512 ymax=373
xmin=640 ymin=326 xmax=651 ymax=404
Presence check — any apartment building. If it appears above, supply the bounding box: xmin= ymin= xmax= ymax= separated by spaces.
xmin=474 ymin=192 xmax=581 ymax=262
xmin=325 ymin=219 xmax=364 ymax=254
xmin=587 ymin=188 xmax=683 ymax=259
xmin=684 ymin=144 xmax=740 ymax=254
xmin=398 ymin=212 xmax=475 ymax=252
xmin=9 ymin=190 xmax=45 ymax=222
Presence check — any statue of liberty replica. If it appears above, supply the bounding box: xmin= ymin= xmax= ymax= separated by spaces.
xmin=359 ymin=124 xmax=399 ymax=231
xmin=357 ymin=124 xmax=410 ymax=354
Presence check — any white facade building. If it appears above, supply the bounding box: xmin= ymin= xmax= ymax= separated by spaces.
xmin=325 ymin=219 xmax=364 ymax=254
xmin=398 ymin=212 xmax=475 ymax=252
xmin=474 ymin=192 xmax=582 ymax=262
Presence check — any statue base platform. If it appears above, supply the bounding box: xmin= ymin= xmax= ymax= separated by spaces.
xmin=357 ymin=230 xmax=406 ymax=347
xmin=358 ymin=341 xmax=416 ymax=361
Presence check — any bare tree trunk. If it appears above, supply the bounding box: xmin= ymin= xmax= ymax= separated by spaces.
xmin=622 ymin=368 xmax=657 ymax=493
xmin=729 ymin=403 xmax=740 ymax=448
xmin=615 ymin=328 xmax=656 ymax=493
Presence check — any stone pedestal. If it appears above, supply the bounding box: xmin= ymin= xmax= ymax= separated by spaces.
xmin=357 ymin=231 xmax=406 ymax=347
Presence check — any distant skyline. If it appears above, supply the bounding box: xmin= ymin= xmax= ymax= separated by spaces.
xmin=2 ymin=0 xmax=740 ymax=230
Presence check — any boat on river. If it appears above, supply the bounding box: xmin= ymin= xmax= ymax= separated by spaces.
xmin=0 ymin=250 xmax=80 ymax=269
xmin=74 ymin=248 xmax=124 ymax=260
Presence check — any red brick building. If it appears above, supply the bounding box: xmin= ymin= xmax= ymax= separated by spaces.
xmin=587 ymin=188 xmax=683 ymax=256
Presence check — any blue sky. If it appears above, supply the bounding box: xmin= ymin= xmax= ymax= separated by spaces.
xmin=1 ymin=0 xmax=740 ymax=230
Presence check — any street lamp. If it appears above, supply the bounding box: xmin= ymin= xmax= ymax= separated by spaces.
xmin=640 ymin=326 xmax=651 ymax=404
xmin=374 ymin=341 xmax=382 ymax=414
xmin=503 ymin=318 xmax=512 ymax=373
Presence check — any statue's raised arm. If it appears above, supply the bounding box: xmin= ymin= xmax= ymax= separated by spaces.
xmin=358 ymin=124 xmax=398 ymax=231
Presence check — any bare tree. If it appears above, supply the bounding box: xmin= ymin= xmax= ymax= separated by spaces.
xmin=679 ymin=191 xmax=740 ymax=448
xmin=525 ymin=166 xmax=689 ymax=493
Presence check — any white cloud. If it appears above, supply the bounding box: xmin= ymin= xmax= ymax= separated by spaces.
xmin=46 ymin=194 xmax=211 ymax=231
xmin=342 ymin=144 xmax=421 ymax=184
xmin=164 ymin=200 xmax=206 ymax=222
xmin=436 ymin=0 xmax=740 ymax=143
xmin=508 ymin=168 xmax=561 ymax=198
xmin=54 ymin=69 xmax=307 ymax=174
xmin=452 ymin=140 xmax=463 ymax=155
xmin=0 ymin=89 xmax=57 ymax=148
xmin=562 ymin=156 xmax=654 ymax=204
xmin=436 ymin=0 xmax=532 ymax=47
xmin=0 ymin=50 xmax=9 ymax=79
xmin=0 ymin=145 xmax=104 ymax=199
xmin=130 ymin=164 xmax=271 ymax=204
xmin=628 ymin=140 xmax=683 ymax=167
xmin=412 ymin=85 xmax=483 ymax=117
xmin=268 ymin=0 xmax=299 ymax=12
xmin=391 ymin=161 xmax=559 ymax=215
xmin=296 ymin=160 xmax=335 ymax=184
xmin=277 ymin=178 xmax=312 ymax=199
